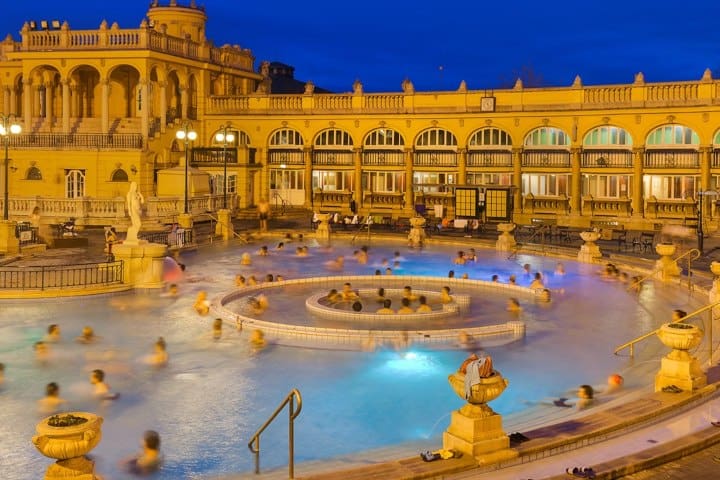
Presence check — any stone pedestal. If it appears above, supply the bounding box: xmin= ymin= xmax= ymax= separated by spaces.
xmin=0 ymin=220 xmax=20 ymax=254
xmin=32 ymin=412 xmax=103 ymax=480
xmin=408 ymin=216 xmax=426 ymax=248
xmin=655 ymin=243 xmax=681 ymax=281
xmin=577 ymin=231 xmax=602 ymax=263
xmin=443 ymin=371 xmax=518 ymax=464
xmin=315 ymin=213 xmax=332 ymax=244
xmin=178 ymin=213 xmax=194 ymax=229
xmin=214 ymin=209 xmax=233 ymax=240
xmin=495 ymin=223 xmax=516 ymax=252
xmin=113 ymin=241 xmax=168 ymax=289
xmin=654 ymin=323 xmax=707 ymax=392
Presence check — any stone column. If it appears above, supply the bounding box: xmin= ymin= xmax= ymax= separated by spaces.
xmin=0 ymin=221 xmax=20 ymax=255
xmin=100 ymin=79 xmax=109 ymax=133
xmin=112 ymin=242 xmax=168 ymax=289
xmin=180 ymin=86 xmax=188 ymax=119
xmin=44 ymin=81 xmax=53 ymax=127
xmin=2 ymin=86 xmax=9 ymax=115
xmin=139 ymin=80 xmax=149 ymax=139
xmin=353 ymin=147 xmax=362 ymax=209
xmin=404 ymin=147 xmax=413 ymax=213
xmin=159 ymin=81 xmax=167 ymax=133
xmin=10 ymin=86 xmax=17 ymax=115
xmin=570 ymin=146 xmax=581 ymax=215
xmin=70 ymin=84 xmax=79 ymax=118
xmin=632 ymin=147 xmax=644 ymax=217
xmin=512 ymin=147 xmax=522 ymax=217
xmin=458 ymin=147 xmax=467 ymax=186
xmin=304 ymin=146 xmax=313 ymax=208
xmin=23 ymin=79 xmax=32 ymax=128
xmin=700 ymin=145 xmax=711 ymax=220
xmin=61 ymin=79 xmax=70 ymax=133
xmin=34 ymin=85 xmax=42 ymax=119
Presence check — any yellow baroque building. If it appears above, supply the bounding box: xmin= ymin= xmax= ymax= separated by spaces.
xmin=2 ymin=0 xmax=720 ymax=237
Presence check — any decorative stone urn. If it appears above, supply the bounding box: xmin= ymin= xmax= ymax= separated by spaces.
xmin=443 ymin=371 xmax=518 ymax=463
xmin=654 ymin=323 xmax=706 ymax=393
xmin=655 ymin=243 xmax=681 ymax=280
xmin=577 ymin=230 xmax=602 ymax=263
xmin=495 ymin=223 xmax=517 ymax=252
xmin=408 ymin=216 xmax=426 ymax=248
xmin=32 ymin=412 xmax=103 ymax=480
xmin=315 ymin=213 xmax=332 ymax=243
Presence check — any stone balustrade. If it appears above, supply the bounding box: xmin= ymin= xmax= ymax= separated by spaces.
xmin=645 ymin=196 xmax=698 ymax=219
xmin=13 ymin=23 xmax=253 ymax=71
xmin=582 ymin=196 xmax=633 ymax=217
xmin=0 ymin=194 xmax=236 ymax=226
xmin=522 ymin=194 xmax=571 ymax=215
xmin=205 ymin=75 xmax=720 ymax=115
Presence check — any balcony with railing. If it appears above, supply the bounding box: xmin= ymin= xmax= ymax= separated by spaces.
xmin=644 ymin=150 xmax=699 ymax=169
xmin=413 ymin=151 xmax=458 ymax=167
xmin=313 ymin=189 xmax=353 ymax=209
xmin=522 ymin=150 xmax=571 ymax=168
xmin=582 ymin=150 xmax=634 ymax=168
xmin=312 ymin=151 xmax=354 ymax=166
xmin=268 ymin=150 xmax=304 ymax=166
xmin=9 ymin=133 xmax=143 ymax=150
xmin=361 ymin=151 xmax=405 ymax=166
xmin=467 ymin=150 xmax=513 ymax=168
xmin=191 ymin=147 xmax=238 ymax=165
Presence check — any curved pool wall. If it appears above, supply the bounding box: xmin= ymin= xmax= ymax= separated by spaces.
xmin=214 ymin=276 xmax=536 ymax=349
xmin=0 ymin=240 xmax=705 ymax=479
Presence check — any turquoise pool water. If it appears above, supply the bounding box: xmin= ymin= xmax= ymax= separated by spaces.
xmin=0 ymin=240 xmax=692 ymax=479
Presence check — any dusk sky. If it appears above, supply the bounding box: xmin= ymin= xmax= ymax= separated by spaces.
xmin=3 ymin=0 xmax=720 ymax=93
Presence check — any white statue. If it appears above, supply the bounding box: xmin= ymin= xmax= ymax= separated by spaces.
xmin=126 ymin=181 xmax=145 ymax=244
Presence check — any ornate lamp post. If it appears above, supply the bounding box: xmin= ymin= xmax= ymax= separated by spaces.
xmin=0 ymin=114 xmax=22 ymax=221
xmin=175 ymin=123 xmax=197 ymax=216
xmin=214 ymin=124 xmax=235 ymax=210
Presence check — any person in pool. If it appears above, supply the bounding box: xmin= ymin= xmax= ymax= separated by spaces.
xmin=38 ymin=382 xmax=68 ymax=415
xmin=90 ymin=369 xmax=119 ymax=400
xmin=122 ymin=430 xmax=162 ymax=475
xmin=76 ymin=326 xmax=98 ymax=344
xmin=145 ymin=337 xmax=168 ymax=367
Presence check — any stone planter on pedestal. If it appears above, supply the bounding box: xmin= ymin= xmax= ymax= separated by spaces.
xmin=32 ymin=412 xmax=103 ymax=480
xmin=443 ymin=371 xmax=518 ymax=463
xmin=315 ymin=213 xmax=332 ymax=244
xmin=113 ymin=240 xmax=168 ymax=289
xmin=577 ymin=230 xmax=602 ymax=263
xmin=655 ymin=243 xmax=681 ymax=281
xmin=408 ymin=216 xmax=426 ymax=248
xmin=654 ymin=322 xmax=706 ymax=393
xmin=495 ymin=223 xmax=516 ymax=252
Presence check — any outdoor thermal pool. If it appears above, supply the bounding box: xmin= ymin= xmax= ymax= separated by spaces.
xmin=0 ymin=239 xmax=701 ymax=479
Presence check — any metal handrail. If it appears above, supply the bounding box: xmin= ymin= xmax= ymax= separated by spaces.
xmin=206 ymin=213 xmax=248 ymax=244
xmin=627 ymin=247 xmax=701 ymax=292
xmin=507 ymin=224 xmax=550 ymax=259
xmin=614 ymin=300 xmax=720 ymax=357
xmin=248 ymin=388 xmax=303 ymax=477
xmin=351 ymin=214 xmax=374 ymax=244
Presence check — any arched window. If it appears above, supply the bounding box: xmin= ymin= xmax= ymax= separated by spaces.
xmin=314 ymin=129 xmax=353 ymax=147
xmin=583 ymin=126 xmax=632 ymax=146
xmin=364 ymin=128 xmax=405 ymax=147
xmin=713 ymin=130 xmax=720 ymax=145
xmin=415 ymin=128 xmax=457 ymax=148
xmin=646 ymin=124 xmax=699 ymax=146
xmin=524 ymin=127 xmax=571 ymax=147
xmin=111 ymin=169 xmax=129 ymax=182
xmin=26 ymin=166 xmax=42 ymax=180
xmin=211 ymin=129 xmax=250 ymax=146
xmin=468 ymin=128 xmax=512 ymax=148
xmin=269 ymin=128 xmax=304 ymax=146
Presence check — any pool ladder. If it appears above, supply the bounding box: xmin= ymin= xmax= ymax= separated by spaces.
xmin=248 ymin=388 xmax=303 ymax=477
